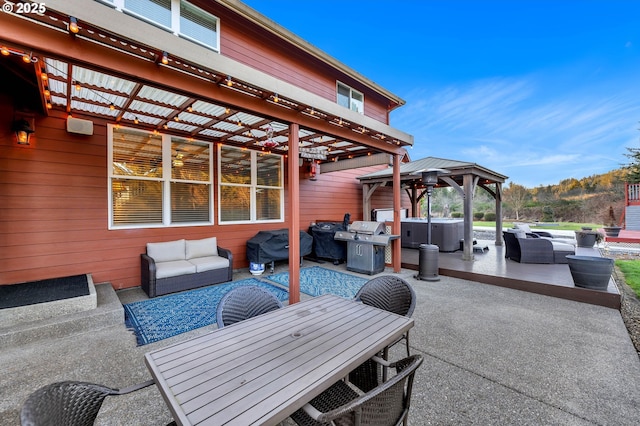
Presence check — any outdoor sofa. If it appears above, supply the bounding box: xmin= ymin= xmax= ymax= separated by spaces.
xmin=141 ymin=237 xmax=233 ymax=297
xmin=503 ymin=229 xmax=575 ymax=264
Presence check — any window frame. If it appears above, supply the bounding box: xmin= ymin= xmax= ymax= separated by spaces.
xmin=218 ymin=146 xmax=285 ymax=225
xmin=336 ymin=81 xmax=364 ymax=114
xmin=108 ymin=124 xmax=214 ymax=230
xmin=105 ymin=0 xmax=220 ymax=52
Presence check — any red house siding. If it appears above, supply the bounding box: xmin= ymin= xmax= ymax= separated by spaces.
xmin=0 ymin=108 xmax=408 ymax=289
xmin=207 ymin=2 xmax=392 ymax=124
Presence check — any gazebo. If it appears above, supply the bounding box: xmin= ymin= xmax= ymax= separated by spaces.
xmin=357 ymin=156 xmax=508 ymax=260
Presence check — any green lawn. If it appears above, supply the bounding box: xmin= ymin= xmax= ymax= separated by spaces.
xmin=473 ymin=221 xmax=604 ymax=231
xmin=616 ymin=260 xmax=640 ymax=298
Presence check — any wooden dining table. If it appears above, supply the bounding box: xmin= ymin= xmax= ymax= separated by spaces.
xmin=145 ymin=294 xmax=414 ymax=426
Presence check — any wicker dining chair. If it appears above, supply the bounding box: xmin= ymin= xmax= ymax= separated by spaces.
xmin=20 ymin=379 xmax=174 ymax=426
xmin=351 ymin=275 xmax=416 ymax=390
xmin=216 ymin=285 xmax=284 ymax=328
xmin=291 ymin=354 xmax=423 ymax=426
xmin=354 ymin=275 xmax=416 ymax=355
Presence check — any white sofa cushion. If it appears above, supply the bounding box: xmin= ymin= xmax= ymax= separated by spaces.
xmin=147 ymin=239 xmax=186 ymax=263
xmin=186 ymin=237 xmax=218 ymax=259
xmin=155 ymin=260 xmax=196 ymax=279
xmin=189 ymin=256 xmax=230 ymax=273
xmin=551 ymin=242 xmax=575 ymax=252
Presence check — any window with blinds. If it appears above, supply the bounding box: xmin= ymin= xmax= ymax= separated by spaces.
xmin=180 ymin=0 xmax=219 ymax=49
xmin=107 ymin=0 xmax=220 ymax=51
xmin=109 ymin=126 xmax=212 ymax=228
xmin=123 ymin=0 xmax=172 ymax=28
xmin=219 ymin=146 xmax=283 ymax=223
xmin=170 ymin=137 xmax=211 ymax=223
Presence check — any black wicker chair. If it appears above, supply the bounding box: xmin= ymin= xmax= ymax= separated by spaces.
xmin=351 ymin=275 xmax=416 ymax=389
xmin=291 ymin=355 xmax=423 ymax=426
xmin=354 ymin=275 xmax=416 ymax=356
xmin=216 ymin=285 xmax=284 ymax=328
xmin=20 ymin=379 xmax=174 ymax=426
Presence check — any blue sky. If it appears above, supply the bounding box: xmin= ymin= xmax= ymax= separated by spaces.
xmin=243 ymin=0 xmax=640 ymax=188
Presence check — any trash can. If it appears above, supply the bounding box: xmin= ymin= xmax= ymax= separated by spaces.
xmin=416 ymin=244 xmax=439 ymax=281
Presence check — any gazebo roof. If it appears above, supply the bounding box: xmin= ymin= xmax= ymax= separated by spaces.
xmin=357 ymin=156 xmax=508 ymax=185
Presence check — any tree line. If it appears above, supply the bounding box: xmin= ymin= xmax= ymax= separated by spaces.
xmin=501 ymin=146 xmax=640 ymax=224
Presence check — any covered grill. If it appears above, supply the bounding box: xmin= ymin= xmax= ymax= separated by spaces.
xmin=334 ymin=221 xmax=399 ymax=275
xmin=309 ymin=214 xmax=350 ymax=264
xmin=246 ymin=229 xmax=313 ymax=273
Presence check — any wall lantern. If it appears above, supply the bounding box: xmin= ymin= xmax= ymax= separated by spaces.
xmin=13 ymin=118 xmax=35 ymax=145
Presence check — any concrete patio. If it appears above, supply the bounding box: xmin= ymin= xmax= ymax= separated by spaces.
xmin=2 ymin=260 xmax=640 ymax=425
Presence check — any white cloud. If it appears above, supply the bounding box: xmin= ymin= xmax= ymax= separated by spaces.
xmin=392 ymin=73 xmax=640 ymax=187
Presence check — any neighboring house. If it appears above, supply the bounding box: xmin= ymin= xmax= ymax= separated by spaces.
xmin=0 ymin=0 xmax=413 ymax=290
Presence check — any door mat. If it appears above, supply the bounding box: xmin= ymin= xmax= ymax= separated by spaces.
xmin=0 ymin=274 xmax=90 ymax=309
xmin=123 ymin=279 xmax=288 ymax=345
xmin=266 ymin=266 xmax=368 ymax=298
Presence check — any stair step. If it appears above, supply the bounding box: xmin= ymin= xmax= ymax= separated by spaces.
xmin=0 ymin=283 xmax=123 ymax=347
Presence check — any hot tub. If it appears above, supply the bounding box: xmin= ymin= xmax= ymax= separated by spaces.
xmin=401 ymin=218 xmax=464 ymax=252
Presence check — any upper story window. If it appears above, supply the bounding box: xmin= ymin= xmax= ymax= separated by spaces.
xmin=101 ymin=0 xmax=220 ymax=51
xmin=218 ymin=146 xmax=284 ymax=224
xmin=108 ymin=125 xmax=213 ymax=229
xmin=337 ymin=82 xmax=364 ymax=114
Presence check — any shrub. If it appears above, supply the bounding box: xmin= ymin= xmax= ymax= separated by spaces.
xmin=451 ymin=212 xmax=463 ymax=218
xmin=484 ymin=212 xmax=496 ymax=221
xmin=474 ymin=212 xmax=484 ymax=220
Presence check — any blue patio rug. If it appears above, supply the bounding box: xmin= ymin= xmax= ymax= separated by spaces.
xmin=266 ymin=266 xmax=368 ymax=298
xmin=123 ymin=279 xmax=288 ymax=345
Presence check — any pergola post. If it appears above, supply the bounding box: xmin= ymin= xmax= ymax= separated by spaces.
xmin=287 ymin=123 xmax=301 ymax=304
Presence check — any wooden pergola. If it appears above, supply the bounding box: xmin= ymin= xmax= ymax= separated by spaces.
xmin=357 ymin=156 xmax=508 ymax=261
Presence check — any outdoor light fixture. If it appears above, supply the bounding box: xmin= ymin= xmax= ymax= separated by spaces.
xmin=13 ymin=118 xmax=35 ymax=145
xmin=68 ymin=17 xmax=79 ymax=34
xmin=1 ymin=46 xmax=38 ymax=62
xmin=161 ymin=51 xmax=169 ymax=65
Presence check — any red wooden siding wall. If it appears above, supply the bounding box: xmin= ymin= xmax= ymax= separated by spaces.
xmin=0 ymin=108 xmax=408 ymax=290
xmin=209 ymin=2 xmax=393 ymax=124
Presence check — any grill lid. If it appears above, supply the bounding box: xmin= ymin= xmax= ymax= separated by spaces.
xmin=334 ymin=231 xmax=398 ymax=246
xmin=348 ymin=221 xmax=386 ymax=235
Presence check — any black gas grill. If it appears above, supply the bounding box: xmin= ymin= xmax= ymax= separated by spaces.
xmin=334 ymin=221 xmax=399 ymax=275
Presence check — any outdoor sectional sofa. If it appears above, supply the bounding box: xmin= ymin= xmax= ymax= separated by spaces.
xmin=503 ymin=230 xmax=575 ymax=264
xmin=141 ymin=237 xmax=233 ymax=297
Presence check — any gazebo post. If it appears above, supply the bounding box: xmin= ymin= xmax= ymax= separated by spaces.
xmin=495 ymin=183 xmax=503 ymax=246
xmin=462 ymin=174 xmax=474 ymax=261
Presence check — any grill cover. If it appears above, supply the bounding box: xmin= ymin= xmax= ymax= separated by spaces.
xmin=311 ymin=222 xmax=347 ymax=261
xmin=246 ymin=229 xmax=313 ymax=264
